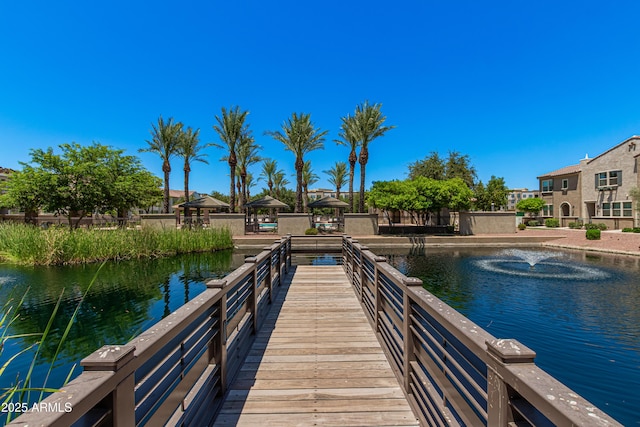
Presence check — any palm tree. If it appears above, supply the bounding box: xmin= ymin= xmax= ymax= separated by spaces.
xmin=177 ymin=126 xmax=208 ymax=220
xmin=352 ymin=101 xmax=395 ymax=213
xmin=245 ymin=172 xmax=255 ymax=201
xmin=273 ymin=170 xmax=289 ymax=200
xmin=301 ymin=160 xmax=319 ymax=213
xmin=213 ymin=106 xmax=250 ymax=213
xmin=324 ymin=161 xmax=347 ymax=201
xmin=265 ymin=113 xmax=327 ymax=212
xmin=235 ymin=133 xmax=261 ymax=212
xmin=259 ymin=159 xmax=284 ymax=221
xmin=258 ymin=159 xmax=278 ymax=197
xmin=139 ymin=116 xmax=183 ymax=213
xmin=335 ymin=114 xmax=359 ymax=213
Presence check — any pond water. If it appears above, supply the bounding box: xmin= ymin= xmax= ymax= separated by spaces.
xmin=382 ymin=247 xmax=640 ymax=426
xmin=0 ymin=250 xmax=247 ymax=420
xmin=2 ymin=247 xmax=639 ymax=425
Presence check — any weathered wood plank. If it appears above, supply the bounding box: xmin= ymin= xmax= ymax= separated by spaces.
xmin=214 ymin=265 xmax=419 ymax=426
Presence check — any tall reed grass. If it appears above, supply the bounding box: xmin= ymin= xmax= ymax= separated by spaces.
xmin=0 ymin=223 xmax=233 ymax=266
xmin=1 ymin=263 xmax=104 ymax=423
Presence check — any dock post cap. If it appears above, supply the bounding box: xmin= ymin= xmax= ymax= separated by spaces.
xmin=486 ymin=339 xmax=536 ymax=364
xmin=81 ymin=345 xmax=135 ymax=371
xmin=402 ymin=277 xmax=423 ymax=286
xmin=207 ymin=279 xmax=227 ymax=288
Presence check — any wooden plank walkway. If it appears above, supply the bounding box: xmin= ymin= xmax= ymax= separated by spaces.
xmin=214 ymin=265 xmax=419 ymax=427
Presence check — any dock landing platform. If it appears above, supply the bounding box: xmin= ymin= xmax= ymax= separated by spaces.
xmin=214 ymin=265 xmax=419 ymax=427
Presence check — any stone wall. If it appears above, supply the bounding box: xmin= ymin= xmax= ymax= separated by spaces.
xmin=458 ymin=211 xmax=516 ymax=235
xmin=343 ymin=213 xmax=379 ymax=235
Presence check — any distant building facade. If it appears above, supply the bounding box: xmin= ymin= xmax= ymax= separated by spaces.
xmin=537 ymin=136 xmax=640 ymax=228
xmin=507 ymin=188 xmax=539 ymax=211
xmin=307 ymin=188 xmax=337 ymax=200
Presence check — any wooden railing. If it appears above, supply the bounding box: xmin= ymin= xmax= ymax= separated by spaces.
xmin=341 ymin=236 xmax=621 ymax=427
xmin=7 ymin=236 xmax=291 ymax=427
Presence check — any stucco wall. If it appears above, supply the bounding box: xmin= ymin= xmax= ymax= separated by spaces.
xmin=277 ymin=213 xmax=313 ymax=235
xmin=343 ymin=213 xmax=379 ymax=235
xmin=209 ymin=213 xmax=245 ymax=236
xmin=459 ymin=212 xmax=516 ymax=235
xmin=140 ymin=214 xmax=176 ymax=229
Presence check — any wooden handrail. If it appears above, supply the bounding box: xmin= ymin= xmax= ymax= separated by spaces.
xmin=7 ymin=236 xmax=291 ymax=427
xmin=341 ymin=236 xmax=621 ymax=427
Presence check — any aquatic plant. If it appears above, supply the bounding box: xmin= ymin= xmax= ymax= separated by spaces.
xmin=0 ymin=223 xmax=233 ymax=266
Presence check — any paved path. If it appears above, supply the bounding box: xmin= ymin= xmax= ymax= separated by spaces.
xmin=214 ymin=265 xmax=419 ymax=427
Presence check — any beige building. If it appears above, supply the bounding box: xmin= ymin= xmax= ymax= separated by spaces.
xmin=537 ymin=136 xmax=640 ymax=229
xmin=507 ymin=188 xmax=539 ymax=211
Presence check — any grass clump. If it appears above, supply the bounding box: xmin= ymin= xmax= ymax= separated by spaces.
xmin=0 ymin=223 xmax=233 ymax=266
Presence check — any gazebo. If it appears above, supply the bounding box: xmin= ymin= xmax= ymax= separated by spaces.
xmin=307 ymin=196 xmax=349 ymax=232
xmin=243 ymin=195 xmax=290 ymax=233
xmin=176 ymin=196 xmax=230 ymax=226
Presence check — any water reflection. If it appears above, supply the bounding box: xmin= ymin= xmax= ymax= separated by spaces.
xmin=0 ymin=250 xmax=246 ymax=400
xmin=384 ymin=246 xmax=640 ymax=426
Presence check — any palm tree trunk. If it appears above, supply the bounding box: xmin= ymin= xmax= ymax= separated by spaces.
xmin=229 ymin=163 xmax=236 ymax=213
xmin=163 ymin=170 xmax=171 ymax=214
xmin=295 ymin=157 xmax=304 ymax=213
xmin=358 ymin=146 xmax=368 ymax=213
xmin=184 ymin=165 xmax=191 ymax=221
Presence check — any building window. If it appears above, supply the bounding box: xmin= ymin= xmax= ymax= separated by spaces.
xmin=542 ymin=179 xmax=553 ymax=192
xmin=561 ymin=179 xmax=568 ymax=190
xmin=595 ymin=170 xmax=622 ymax=189
xmin=612 ymin=202 xmax=621 ymax=217
xmin=623 ymin=202 xmax=633 ymax=217
xmin=542 ymin=204 xmax=554 ymax=216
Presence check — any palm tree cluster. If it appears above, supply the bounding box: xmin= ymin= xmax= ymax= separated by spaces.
xmin=139 ymin=117 xmax=209 ymax=215
xmin=335 ymin=101 xmax=395 ymax=213
xmin=142 ymin=101 xmax=394 ymax=217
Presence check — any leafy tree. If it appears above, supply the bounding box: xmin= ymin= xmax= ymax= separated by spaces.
xmin=408 ymin=152 xmax=445 ymax=181
xmin=368 ymin=180 xmax=420 ymax=225
xmin=0 ymin=168 xmax=47 ymax=223
xmin=335 ymin=113 xmax=359 ymax=213
xmin=139 ymin=116 xmax=182 ymax=213
xmin=213 ymin=106 xmax=250 ymax=213
xmin=209 ymin=190 xmax=230 ymax=204
xmin=445 ymin=151 xmax=477 ymax=188
xmin=409 ymin=151 xmax=477 ymax=189
xmin=516 ymin=197 xmax=545 ymax=216
xmin=351 ymin=101 xmax=395 ymax=213
xmin=177 ymin=126 xmax=208 ymax=219
xmin=4 ymin=143 xmax=162 ymax=228
xmin=265 ymin=112 xmax=327 ymax=212
xmin=474 ymin=176 xmax=508 ymax=211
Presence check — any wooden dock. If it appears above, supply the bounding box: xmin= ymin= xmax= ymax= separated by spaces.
xmin=214 ymin=265 xmax=419 ymax=427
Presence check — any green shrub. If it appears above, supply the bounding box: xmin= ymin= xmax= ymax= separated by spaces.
xmin=585 ymin=223 xmax=599 ymax=230
xmin=635 ymin=228 xmax=640 ymax=233
xmin=526 ymin=220 xmax=539 ymax=227
xmin=304 ymin=227 xmax=319 ymax=235
xmin=518 ymin=223 xmax=526 ymax=230
xmin=597 ymin=223 xmax=608 ymax=230
xmin=568 ymin=222 xmax=583 ymax=229
xmin=545 ymin=218 xmax=560 ymax=228
xmin=622 ymin=228 xmax=634 ymax=232
xmin=586 ymin=229 xmax=601 ymax=240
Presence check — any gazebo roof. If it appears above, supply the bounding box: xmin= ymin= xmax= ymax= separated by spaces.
xmin=178 ymin=195 xmax=230 ymax=209
xmin=307 ymin=196 xmax=349 ymax=208
xmin=244 ymin=195 xmax=289 ymax=208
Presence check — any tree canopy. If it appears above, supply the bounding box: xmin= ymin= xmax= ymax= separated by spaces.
xmin=1 ymin=143 xmax=162 ymax=227
xmin=474 ymin=176 xmax=509 ymax=211
xmin=368 ymin=177 xmax=472 ymax=225
xmin=408 ymin=151 xmax=477 ymax=188
xmin=516 ymin=197 xmax=545 ymax=215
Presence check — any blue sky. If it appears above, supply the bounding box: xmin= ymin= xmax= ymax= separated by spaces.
xmin=2 ymin=1 xmax=640 ymax=196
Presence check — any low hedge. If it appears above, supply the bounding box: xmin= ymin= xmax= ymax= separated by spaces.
xmin=545 ymin=218 xmax=560 ymax=228
xmin=586 ymin=229 xmax=601 ymax=240
xmin=622 ymin=227 xmax=640 ymax=233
